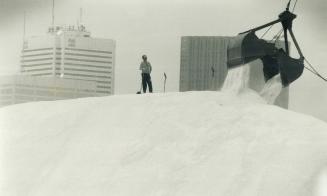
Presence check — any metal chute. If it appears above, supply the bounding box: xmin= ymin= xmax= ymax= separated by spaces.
xmin=227 ymin=32 xmax=276 ymax=68
xmin=261 ymin=54 xmax=279 ymax=82
xmin=227 ymin=8 xmax=305 ymax=87
xmin=227 ymin=32 xmax=304 ymax=87
xmin=277 ymin=50 xmax=304 ymax=86
xmin=227 ymin=32 xmax=267 ymax=67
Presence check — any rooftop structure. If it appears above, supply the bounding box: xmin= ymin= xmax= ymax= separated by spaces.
xmin=21 ymin=25 xmax=115 ymax=95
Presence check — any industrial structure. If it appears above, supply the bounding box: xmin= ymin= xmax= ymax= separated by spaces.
xmin=179 ymin=36 xmax=289 ymax=108
xmin=179 ymin=3 xmax=318 ymax=109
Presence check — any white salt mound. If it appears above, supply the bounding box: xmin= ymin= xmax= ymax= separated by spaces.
xmin=221 ymin=64 xmax=251 ymax=94
xmin=222 ymin=64 xmax=283 ymax=105
xmin=260 ymin=74 xmax=283 ymax=104
xmin=0 ymin=91 xmax=327 ymax=196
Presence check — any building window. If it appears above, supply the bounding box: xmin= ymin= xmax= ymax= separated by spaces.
xmin=68 ymin=39 xmax=76 ymax=47
xmin=23 ymin=41 xmax=28 ymax=50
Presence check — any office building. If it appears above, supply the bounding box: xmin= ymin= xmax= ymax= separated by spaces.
xmin=21 ymin=25 xmax=115 ymax=95
xmin=0 ymin=75 xmax=98 ymax=107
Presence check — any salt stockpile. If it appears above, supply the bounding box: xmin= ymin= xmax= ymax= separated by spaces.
xmin=222 ymin=64 xmax=283 ymax=104
xmin=0 ymin=90 xmax=327 ymax=196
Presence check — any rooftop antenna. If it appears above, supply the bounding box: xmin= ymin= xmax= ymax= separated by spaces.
xmin=80 ymin=8 xmax=83 ymax=23
xmin=21 ymin=11 xmax=27 ymax=73
xmin=79 ymin=8 xmax=84 ymax=26
xmin=52 ymin=0 xmax=55 ymax=28
xmin=78 ymin=7 xmax=86 ymax=31
xmin=23 ymin=11 xmax=26 ymax=41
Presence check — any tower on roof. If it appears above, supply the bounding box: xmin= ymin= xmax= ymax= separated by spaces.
xmin=21 ymin=25 xmax=116 ymax=95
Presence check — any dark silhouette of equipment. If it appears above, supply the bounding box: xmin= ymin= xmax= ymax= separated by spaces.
xmin=164 ymin=72 xmax=167 ymax=93
xmin=227 ymin=4 xmax=304 ymax=87
xmin=211 ymin=67 xmax=215 ymax=78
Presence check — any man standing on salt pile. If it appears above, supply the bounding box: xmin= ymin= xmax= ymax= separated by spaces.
xmin=139 ymin=55 xmax=153 ymax=93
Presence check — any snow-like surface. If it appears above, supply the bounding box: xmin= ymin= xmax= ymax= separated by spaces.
xmin=222 ymin=64 xmax=251 ymax=94
xmin=1 ymin=90 xmax=327 ymax=196
xmin=259 ymin=74 xmax=283 ymax=104
xmin=221 ymin=64 xmax=283 ymax=105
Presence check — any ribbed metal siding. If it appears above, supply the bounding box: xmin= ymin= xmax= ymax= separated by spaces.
xmin=180 ymin=36 xmax=230 ymax=92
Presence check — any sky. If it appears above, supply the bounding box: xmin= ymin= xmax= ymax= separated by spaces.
xmin=0 ymin=0 xmax=326 ymax=121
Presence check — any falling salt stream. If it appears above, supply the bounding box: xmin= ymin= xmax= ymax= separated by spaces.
xmin=222 ymin=64 xmax=283 ymax=104
xmin=259 ymin=74 xmax=283 ymax=104
xmin=221 ymin=64 xmax=250 ymax=94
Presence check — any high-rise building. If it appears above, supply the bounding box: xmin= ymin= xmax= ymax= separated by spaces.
xmin=0 ymin=75 xmax=98 ymax=107
xmin=21 ymin=25 xmax=115 ymax=95
xmin=180 ymin=36 xmax=289 ymax=108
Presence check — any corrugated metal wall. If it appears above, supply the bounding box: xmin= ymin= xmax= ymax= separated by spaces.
xmin=180 ymin=36 xmax=230 ymax=91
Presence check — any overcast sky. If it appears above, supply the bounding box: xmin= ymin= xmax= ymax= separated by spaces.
xmin=0 ymin=0 xmax=326 ymax=121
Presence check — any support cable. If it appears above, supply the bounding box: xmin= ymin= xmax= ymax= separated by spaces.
xmin=292 ymin=0 xmax=298 ymax=12
xmin=257 ymin=0 xmax=298 ymax=39
xmin=304 ymin=58 xmax=327 ymax=82
xmin=260 ymin=25 xmax=274 ymax=39
xmin=273 ymin=29 xmax=284 ymax=44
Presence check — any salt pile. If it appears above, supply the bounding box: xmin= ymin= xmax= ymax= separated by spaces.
xmin=222 ymin=64 xmax=283 ymax=105
xmin=221 ymin=64 xmax=251 ymax=94
xmin=0 ymin=90 xmax=327 ymax=196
